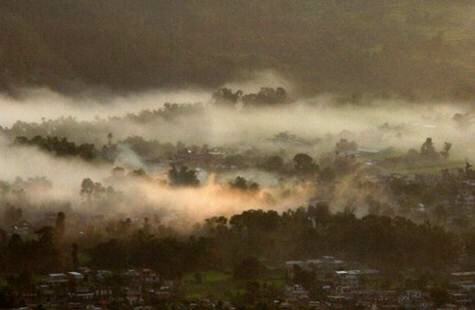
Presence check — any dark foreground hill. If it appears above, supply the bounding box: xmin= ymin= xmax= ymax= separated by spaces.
xmin=1 ymin=0 xmax=474 ymax=100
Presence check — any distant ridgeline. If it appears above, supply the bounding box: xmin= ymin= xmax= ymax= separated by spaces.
xmin=1 ymin=1 xmax=474 ymax=99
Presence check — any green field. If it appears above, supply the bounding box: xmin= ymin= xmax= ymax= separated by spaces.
xmin=181 ymin=270 xmax=286 ymax=300
xmin=388 ymin=160 xmax=465 ymax=175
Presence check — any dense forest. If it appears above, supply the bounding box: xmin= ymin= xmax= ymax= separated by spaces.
xmin=0 ymin=205 xmax=466 ymax=281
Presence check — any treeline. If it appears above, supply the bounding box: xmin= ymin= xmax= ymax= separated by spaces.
xmin=84 ymin=205 xmax=464 ymax=279
xmin=2 ymin=91 xmax=295 ymax=146
xmin=0 ymin=204 xmax=472 ymax=283
xmin=123 ymin=103 xmax=205 ymax=123
xmin=15 ymin=136 xmax=99 ymax=161
xmin=10 ymin=131 xmax=354 ymax=182
xmin=2 ymin=103 xmax=206 ymax=145
xmin=213 ymin=87 xmax=291 ymax=108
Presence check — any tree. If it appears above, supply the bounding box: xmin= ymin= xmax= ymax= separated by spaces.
xmin=34 ymin=226 xmax=62 ymax=272
xmin=3 ymin=206 xmax=22 ymax=226
xmin=440 ymin=142 xmax=452 ymax=159
xmin=204 ymin=216 xmax=228 ymax=235
xmin=262 ymin=155 xmax=284 ymax=172
xmin=168 ymin=165 xmax=200 ymax=187
xmin=308 ymin=202 xmax=331 ymax=223
xmin=0 ymin=286 xmax=21 ymax=309
xmin=72 ymin=243 xmax=79 ymax=271
xmin=55 ymin=212 xmax=65 ymax=241
xmin=433 ymin=204 xmax=448 ymax=224
xmin=335 ymin=138 xmax=358 ymax=154
xmin=242 ymin=87 xmax=290 ymax=107
xmin=7 ymin=234 xmax=23 ymax=271
xmin=244 ymin=281 xmax=261 ymax=304
xmin=15 ymin=135 xmax=98 ymax=161
xmin=234 ymin=257 xmax=262 ymax=280
xmin=107 ymin=132 xmax=113 ymax=146
xmin=213 ymin=88 xmax=242 ymax=107
xmin=143 ymin=217 xmax=151 ymax=234
xmin=420 ymin=137 xmax=438 ymax=159
xmin=80 ymin=178 xmax=108 ymax=200
xmin=293 ymin=153 xmax=318 ymax=174
xmin=89 ymin=239 xmax=127 ymax=269
xmin=430 ymin=287 xmax=449 ymax=307
xmin=293 ymin=266 xmax=315 ymax=290
xmin=35 ymin=227 xmax=55 ymax=247
xmin=230 ymin=210 xmax=280 ymax=232
xmin=229 ymin=176 xmax=259 ymax=192
xmin=193 ymin=272 xmax=203 ymax=284
xmin=80 ymin=178 xmax=95 ymax=196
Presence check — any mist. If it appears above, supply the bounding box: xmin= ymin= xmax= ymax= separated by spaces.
xmin=0 ymin=75 xmax=474 ymax=229
xmin=1 ymin=81 xmax=474 ymax=159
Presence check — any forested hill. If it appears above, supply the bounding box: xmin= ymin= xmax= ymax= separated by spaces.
xmin=1 ymin=0 xmax=475 ymax=100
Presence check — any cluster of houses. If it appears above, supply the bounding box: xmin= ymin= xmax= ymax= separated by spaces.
xmin=8 ymin=256 xmax=475 ymax=309
xmin=172 ymin=146 xmax=227 ymax=168
xmin=19 ymin=268 xmax=175 ymax=309
xmin=283 ymin=256 xmax=385 ymax=308
xmin=281 ymin=256 xmax=475 ymax=309
xmin=351 ymin=164 xmax=475 ymax=226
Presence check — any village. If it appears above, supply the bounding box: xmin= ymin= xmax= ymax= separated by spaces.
xmin=7 ymin=255 xmax=475 ymax=309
